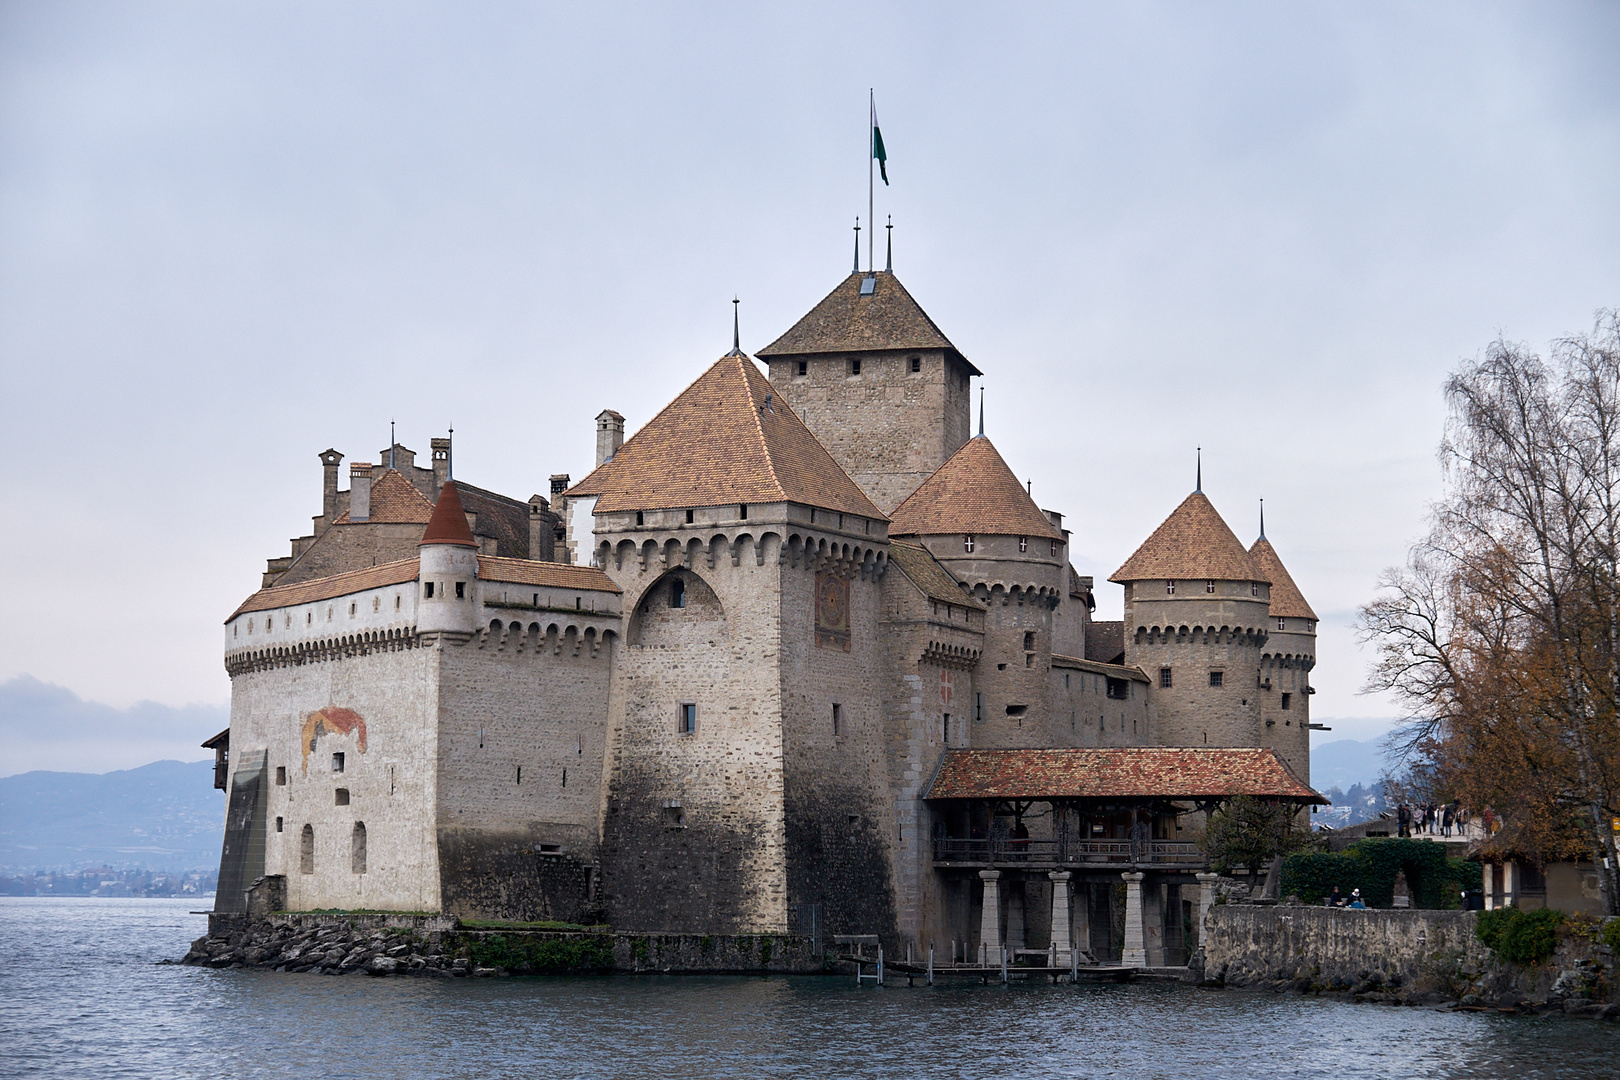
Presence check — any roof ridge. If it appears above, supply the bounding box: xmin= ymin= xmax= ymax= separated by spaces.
xmin=737 ymin=354 xmax=787 ymax=502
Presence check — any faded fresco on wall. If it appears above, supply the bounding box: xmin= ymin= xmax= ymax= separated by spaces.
xmin=300 ymin=706 xmax=368 ymax=773
xmin=814 ymin=572 xmax=850 ymax=651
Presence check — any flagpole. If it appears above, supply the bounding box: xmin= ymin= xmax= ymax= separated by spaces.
xmin=868 ymin=89 xmax=874 ymax=275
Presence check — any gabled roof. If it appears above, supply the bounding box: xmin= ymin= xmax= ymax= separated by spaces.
xmin=1110 ymin=492 xmax=1264 ymax=584
xmin=420 ymin=481 xmax=479 ymax=548
xmin=888 ymin=541 xmax=984 ymax=610
xmin=1249 ymin=537 xmax=1318 ymax=621
xmin=926 ymin=747 xmax=1324 ymax=802
xmin=566 ymin=353 xmax=885 ymax=519
xmin=888 ymin=436 xmax=1063 ymax=541
xmin=230 ymin=558 xmax=421 ymax=619
xmin=756 ymin=271 xmax=980 ymax=375
xmin=332 ymin=469 xmax=434 ymax=525
xmin=477 ymin=556 xmax=621 ymax=593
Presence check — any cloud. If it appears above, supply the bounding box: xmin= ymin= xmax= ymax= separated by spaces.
xmin=0 ymin=676 xmax=225 ymax=777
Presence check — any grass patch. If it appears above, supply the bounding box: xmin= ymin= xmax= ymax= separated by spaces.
xmin=459 ymin=918 xmax=608 ymax=932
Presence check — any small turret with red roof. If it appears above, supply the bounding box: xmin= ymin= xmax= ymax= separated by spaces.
xmin=417 ymin=481 xmax=479 ymax=639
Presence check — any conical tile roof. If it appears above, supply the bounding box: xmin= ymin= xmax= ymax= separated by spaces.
xmin=570 ymin=353 xmax=885 ymax=519
xmin=1110 ymin=492 xmax=1263 ymax=583
xmin=888 ymin=436 xmax=1063 ymax=540
xmin=756 ymin=272 xmax=980 ymax=375
xmin=419 ymin=481 xmax=479 ymax=548
xmin=1249 ymin=537 xmax=1317 ymax=620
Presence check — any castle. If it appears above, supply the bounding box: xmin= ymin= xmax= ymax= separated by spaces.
xmin=210 ymin=263 xmax=1323 ymax=966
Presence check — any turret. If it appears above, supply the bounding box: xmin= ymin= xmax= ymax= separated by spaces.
xmin=417 ymin=481 xmax=479 ymax=640
xmin=1249 ymin=516 xmax=1318 ymax=781
xmin=1112 ymin=489 xmax=1270 ymax=750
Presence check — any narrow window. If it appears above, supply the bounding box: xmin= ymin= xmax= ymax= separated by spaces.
xmin=1209 ymin=671 xmax=1224 ymax=688
xmin=1051 ymin=540 xmax=1059 ymax=557
xmin=1019 ymin=536 xmax=1028 ymax=552
xmin=664 ymin=802 xmax=686 ymax=827
xmin=533 ymin=593 xmax=539 ymax=606
xmin=334 ymin=788 xmax=350 ymax=805
xmin=331 ymin=752 xmax=345 ymax=773
xmin=942 ymin=713 xmax=951 ymax=743
xmin=307 ymin=612 xmax=312 ymax=625
xmin=326 ymin=605 xmax=333 ymax=621
xmin=797 ymin=360 xmax=807 ymax=376
xmin=678 ymin=702 xmax=697 ymax=735
xmin=1281 ymin=692 xmax=1292 ymax=711
xmin=739 ymin=504 xmax=748 ymax=520
xmin=1025 ymin=654 xmax=1034 ymax=667
xmin=372 ymin=597 xmax=380 ymax=612
xmin=275 ymin=816 xmax=284 ymax=833
xmin=1251 ymin=582 xmax=1259 ymax=597
xmin=1277 ymin=617 xmax=1286 ymax=631
xmin=636 ymin=510 xmax=644 ymax=526
xmin=911 ymin=356 xmax=921 ymax=372
xmin=1023 ymin=631 xmax=1035 ymax=651
xmin=425 ymin=581 xmax=435 ymax=599
xmin=349 ymin=602 xmax=356 ymax=617
xmin=1205 ymin=580 xmax=1215 ymax=594
xmin=832 ymin=703 xmax=842 ymax=736
xmin=963 ymin=535 xmax=975 ymax=553
xmin=670 ymin=577 xmax=686 ymax=608
xmin=455 ymin=581 xmax=465 ymax=599
xmin=686 ymin=509 xmax=694 ymax=524
xmin=299 ymin=825 xmax=315 ymax=873
xmin=275 ymin=766 xmax=287 ymax=786
xmin=1065 ymin=673 xmax=1070 ymax=689
xmin=1166 ymin=580 xmax=1175 ymax=595
xmin=394 ymin=595 xmax=401 ymax=611
xmin=351 ymin=822 xmax=367 ymax=874
xmin=850 ymin=358 xmax=861 ymax=376
xmin=1160 ymin=667 xmax=1173 ymax=689
xmin=562 ymin=768 xmax=567 ymax=787
xmin=576 ymin=597 xmax=581 ymax=610
xmin=516 ymin=766 xmax=522 ymax=785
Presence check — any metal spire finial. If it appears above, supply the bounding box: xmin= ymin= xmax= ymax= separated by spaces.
xmin=885 ymin=216 xmax=892 ymax=273
xmin=978 ymin=387 xmax=985 ymax=437
xmin=852 ymin=217 xmax=861 ymax=274
xmin=1195 ymin=447 xmax=1202 ymax=494
xmin=732 ymin=296 xmax=740 ymax=352
xmin=1258 ymin=498 xmax=1266 ymax=541
xmin=389 ymin=420 xmax=395 ymax=470
xmin=447 ymin=424 xmax=453 ymax=482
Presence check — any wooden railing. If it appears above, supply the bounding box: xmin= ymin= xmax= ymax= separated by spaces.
xmin=931 ymin=836 xmax=1204 ymax=868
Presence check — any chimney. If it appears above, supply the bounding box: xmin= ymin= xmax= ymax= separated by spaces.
xmin=550 ymin=474 xmax=570 ymax=498
xmin=528 ymin=495 xmax=551 ymax=562
xmin=319 ymin=449 xmax=344 ymax=532
xmin=349 ymin=463 xmax=373 ymax=522
xmin=596 ymin=410 xmax=625 ymax=468
xmin=431 ymin=437 xmax=451 ymax=493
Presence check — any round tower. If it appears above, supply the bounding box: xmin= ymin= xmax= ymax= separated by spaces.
xmin=417 ymin=480 xmax=480 ymax=640
xmin=1112 ymin=490 xmax=1271 ymax=750
xmin=1249 ymin=523 xmax=1317 ymax=782
xmin=890 ymin=435 xmax=1069 ymax=747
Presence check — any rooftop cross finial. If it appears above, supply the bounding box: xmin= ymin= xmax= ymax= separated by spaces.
xmin=852 ymin=217 xmax=861 ymax=274
xmin=447 ymin=425 xmax=453 ymax=482
xmin=1258 ymin=498 xmax=1266 ymax=541
xmin=390 ymin=420 xmax=395 ymax=470
xmin=1195 ymin=447 xmax=1202 ymax=493
xmin=730 ymin=296 xmax=741 ymax=355
xmin=978 ymin=386 xmax=985 ymax=437
xmin=885 ymin=216 xmax=893 ymax=274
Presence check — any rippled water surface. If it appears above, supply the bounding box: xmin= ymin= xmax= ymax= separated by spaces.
xmin=3 ymin=897 xmax=1619 ymax=1079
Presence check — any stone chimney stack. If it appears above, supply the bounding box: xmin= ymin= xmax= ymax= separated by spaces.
xmin=319 ymin=449 xmax=344 ymax=532
xmin=349 ymin=463 xmax=373 ymax=522
xmin=431 ymin=437 xmax=451 ymax=493
xmin=528 ymin=495 xmax=551 ymax=562
xmin=596 ymin=410 xmax=625 ymax=468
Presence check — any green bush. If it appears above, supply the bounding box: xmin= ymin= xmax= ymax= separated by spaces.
xmin=1474 ymin=907 xmax=1566 ymax=964
xmin=1601 ymin=918 xmax=1620 ymax=951
xmin=466 ymin=933 xmax=615 ymax=974
xmin=1281 ymin=838 xmax=1481 ymax=908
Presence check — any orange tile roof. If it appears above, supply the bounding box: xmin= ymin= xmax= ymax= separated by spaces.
xmin=926 ymin=747 xmax=1324 ymax=802
xmin=331 ymin=469 xmax=434 ymax=525
xmin=1249 ymin=537 xmax=1318 ymax=621
xmin=477 ymin=556 xmax=621 ymax=593
xmin=229 ymin=558 xmax=420 ymax=620
xmin=1110 ymin=492 xmax=1264 ymax=584
xmin=887 ymin=541 xmax=984 ymax=609
xmin=756 ymin=271 xmax=980 ymax=375
xmin=888 ymin=437 xmax=1064 ymax=540
xmin=420 ymin=481 xmax=479 ymax=548
xmin=566 ymin=353 xmax=885 ymax=519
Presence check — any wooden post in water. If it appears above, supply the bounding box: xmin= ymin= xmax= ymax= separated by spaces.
xmin=1001 ymin=941 xmax=1008 ymax=985
xmin=928 ymin=944 xmax=934 ymax=986
xmin=877 ymin=944 xmax=884 ymax=987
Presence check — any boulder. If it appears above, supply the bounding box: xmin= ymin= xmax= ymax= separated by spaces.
xmin=365 ymin=956 xmax=399 ymax=975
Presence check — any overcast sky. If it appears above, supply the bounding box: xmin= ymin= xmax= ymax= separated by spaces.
xmin=2 ymin=2 xmax=1617 ymax=757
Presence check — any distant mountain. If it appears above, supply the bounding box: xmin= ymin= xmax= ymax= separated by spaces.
xmin=1310 ymin=738 xmax=1392 ymax=791
xmin=0 ymin=760 xmax=224 ymax=872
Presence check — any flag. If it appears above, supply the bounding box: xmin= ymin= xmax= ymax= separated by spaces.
xmin=871 ymin=102 xmax=888 ymax=185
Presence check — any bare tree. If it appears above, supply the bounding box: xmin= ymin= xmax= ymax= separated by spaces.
xmin=1361 ymin=310 xmax=1620 ymax=914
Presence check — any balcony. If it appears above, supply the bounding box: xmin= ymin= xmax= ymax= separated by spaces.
xmin=931 ymin=836 xmax=1204 ymax=870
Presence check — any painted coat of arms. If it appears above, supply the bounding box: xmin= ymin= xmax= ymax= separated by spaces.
xmin=814 ymin=572 xmax=850 ymax=651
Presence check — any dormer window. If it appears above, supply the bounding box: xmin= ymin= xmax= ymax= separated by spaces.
xmin=1019 ymin=536 xmax=1028 ymax=552
xmin=963 ymin=535 xmax=975 ymax=553
xmin=1166 ymin=581 xmax=1176 ymax=595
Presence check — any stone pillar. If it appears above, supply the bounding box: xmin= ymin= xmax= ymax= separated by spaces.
xmin=978 ymin=870 xmax=1003 ymax=966
xmin=1120 ymin=871 xmax=1147 ymax=967
xmin=1195 ymin=873 xmax=1220 ymax=948
xmin=1504 ymin=860 xmax=1518 ymax=907
xmin=1048 ymin=871 xmax=1073 ymax=964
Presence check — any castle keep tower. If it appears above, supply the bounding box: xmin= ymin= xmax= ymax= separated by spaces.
xmin=1112 ymin=491 xmax=1271 ymax=750
xmin=1249 ymin=526 xmax=1317 ymax=780
xmin=757 ymin=271 xmax=979 ymax=513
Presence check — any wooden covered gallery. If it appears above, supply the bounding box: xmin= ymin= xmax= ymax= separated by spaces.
xmin=925 ymin=747 xmax=1324 ymax=968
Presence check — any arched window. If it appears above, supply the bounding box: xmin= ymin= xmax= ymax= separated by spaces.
xmin=670 ymin=577 xmax=686 ymax=609
xmin=351 ymin=822 xmax=367 ymax=874
xmin=300 ymin=824 xmax=315 ymax=874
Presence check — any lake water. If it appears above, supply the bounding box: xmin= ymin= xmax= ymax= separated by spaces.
xmin=2 ymin=897 xmax=1618 ymax=1079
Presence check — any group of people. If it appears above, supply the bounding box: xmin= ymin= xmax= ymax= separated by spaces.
xmin=1394 ymin=799 xmax=1494 ymax=838
xmin=1327 ymin=886 xmax=1367 ymax=909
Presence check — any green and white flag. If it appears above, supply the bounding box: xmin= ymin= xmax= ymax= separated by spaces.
xmin=871 ymin=100 xmax=888 ymax=185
